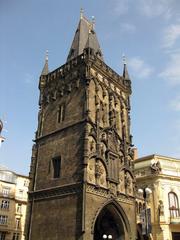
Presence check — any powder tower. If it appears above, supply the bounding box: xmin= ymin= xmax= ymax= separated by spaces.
xmin=25 ymin=13 xmax=136 ymax=240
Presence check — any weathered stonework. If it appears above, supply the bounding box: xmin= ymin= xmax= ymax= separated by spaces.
xmin=25 ymin=15 xmax=136 ymax=240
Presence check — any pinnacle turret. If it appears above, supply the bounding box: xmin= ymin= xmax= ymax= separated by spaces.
xmin=123 ymin=55 xmax=130 ymax=81
xmin=41 ymin=50 xmax=49 ymax=76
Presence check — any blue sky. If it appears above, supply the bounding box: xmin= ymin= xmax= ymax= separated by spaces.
xmin=1 ymin=0 xmax=180 ymax=175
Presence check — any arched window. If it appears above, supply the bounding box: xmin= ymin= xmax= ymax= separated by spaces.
xmin=168 ymin=192 xmax=180 ymax=218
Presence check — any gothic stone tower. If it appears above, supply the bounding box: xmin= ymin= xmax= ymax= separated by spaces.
xmin=26 ymin=14 xmax=136 ymax=240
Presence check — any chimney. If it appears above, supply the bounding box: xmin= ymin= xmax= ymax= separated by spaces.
xmin=132 ymin=148 xmax=138 ymax=160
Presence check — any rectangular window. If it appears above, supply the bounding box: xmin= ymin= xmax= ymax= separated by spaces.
xmin=16 ymin=204 xmax=22 ymax=214
xmin=12 ymin=233 xmax=20 ymax=240
xmin=0 ymin=232 xmax=6 ymax=240
xmin=1 ymin=200 xmax=10 ymax=210
xmin=24 ymin=180 xmax=29 ymax=187
xmin=2 ymin=188 xmax=10 ymax=197
xmin=15 ymin=218 xmax=20 ymax=229
xmin=0 ymin=215 xmax=8 ymax=225
xmin=52 ymin=157 xmax=61 ymax=178
xmin=57 ymin=104 xmax=65 ymax=123
xmin=17 ymin=190 xmax=23 ymax=199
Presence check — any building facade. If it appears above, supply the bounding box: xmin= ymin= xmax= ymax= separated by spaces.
xmin=25 ymin=13 xmax=136 ymax=240
xmin=0 ymin=166 xmax=29 ymax=240
xmin=134 ymin=154 xmax=180 ymax=240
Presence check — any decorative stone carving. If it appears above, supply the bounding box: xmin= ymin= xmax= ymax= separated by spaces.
xmin=150 ymin=161 xmax=161 ymax=174
xmin=118 ymin=171 xmax=125 ymax=193
xmin=87 ymin=158 xmax=96 ymax=184
xmin=88 ymin=136 xmax=96 ymax=154
xmin=95 ymin=161 xmax=107 ymax=188
xmin=99 ymin=142 xmax=106 ymax=159
xmin=101 ymin=132 xmax=107 ymax=141
xmin=109 ymin=182 xmax=117 ymax=196
xmin=95 ymin=162 xmax=104 ymax=177
xmin=125 ymin=172 xmax=133 ymax=196
xmin=158 ymin=200 xmax=164 ymax=216
xmin=125 ymin=173 xmax=131 ymax=187
xmin=100 ymin=101 xmax=107 ymax=125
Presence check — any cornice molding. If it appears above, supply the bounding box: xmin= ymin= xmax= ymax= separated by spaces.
xmin=29 ymin=182 xmax=82 ymax=201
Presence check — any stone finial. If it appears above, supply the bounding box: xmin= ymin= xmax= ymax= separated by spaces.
xmin=80 ymin=8 xmax=84 ymax=19
xmin=91 ymin=16 xmax=95 ymax=30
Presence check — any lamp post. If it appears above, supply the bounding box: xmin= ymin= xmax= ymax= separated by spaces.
xmin=138 ymin=187 xmax=152 ymax=240
xmin=102 ymin=234 xmax=113 ymax=239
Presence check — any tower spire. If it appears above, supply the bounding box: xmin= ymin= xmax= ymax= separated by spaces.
xmin=67 ymin=13 xmax=103 ymax=62
xmin=41 ymin=50 xmax=49 ymax=76
xmin=122 ymin=54 xmax=130 ymax=81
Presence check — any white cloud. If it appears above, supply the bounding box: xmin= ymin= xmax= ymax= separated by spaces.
xmin=120 ymin=23 xmax=136 ymax=33
xmin=128 ymin=57 xmax=153 ymax=78
xmin=162 ymin=24 xmax=180 ymax=48
xmin=159 ymin=53 xmax=180 ymax=85
xmin=170 ymin=96 xmax=180 ymax=111
xmin=113 ymin=0 xmax=129 ymax=16
xmin=138 ymin=0 xmax=174 ymax=18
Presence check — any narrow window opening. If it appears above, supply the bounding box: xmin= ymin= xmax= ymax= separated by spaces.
xmin=52 ymin=157 xmax=61 ymax=178
xmin=57 ymin=104 xmax=65 ymax=123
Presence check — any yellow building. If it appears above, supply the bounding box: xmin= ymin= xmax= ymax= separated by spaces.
xmin=134 ymin=154 xmax=180 ymax=240
xmin=0 ymin=166 xmax=29 ymax=240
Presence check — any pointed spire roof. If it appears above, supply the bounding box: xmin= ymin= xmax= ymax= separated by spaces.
xmin=41 ymin=50 xmax=49 ymax=76
xmin=67 ymin=12 xmax=103 ymax=62
xmin=122 ymin=55 xmax=130 ymax=81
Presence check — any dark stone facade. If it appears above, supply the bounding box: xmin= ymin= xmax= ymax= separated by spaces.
xmin=25 ymin=15 xmax=136 ymax=240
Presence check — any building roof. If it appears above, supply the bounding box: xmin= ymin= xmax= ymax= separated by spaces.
xmin=67 ymin=15 xmax=103 ymax=62
xmin=134 ymin=154 xmax=180 ymax=163
xmin=134 ymin=154 xmax=180 ymax=179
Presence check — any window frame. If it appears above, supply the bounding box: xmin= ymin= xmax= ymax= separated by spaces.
xmin=168 ymin=192 xmax=180 ymax=218
xmin=52 ymin=156 xmax=61 ymax=179
xmin=57 ymin=104 xmax=65 ymax=123
xmin=1 ymin=200 xmax=10 ymax=210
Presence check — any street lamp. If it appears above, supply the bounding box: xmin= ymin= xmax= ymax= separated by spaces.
xmin=138 ymin=187 xmax=152 ymax=240
xmin=102 ymin=234 xmax=113 ymax=239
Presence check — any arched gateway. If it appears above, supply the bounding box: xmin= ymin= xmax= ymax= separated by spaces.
xmin=93 ymin=202 xmax=131 ymax=240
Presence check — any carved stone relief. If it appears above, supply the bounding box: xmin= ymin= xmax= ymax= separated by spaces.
xmin=125 ymin=171 xmax=134 ymax=196
xmin=118 ymin=171 xmax=125 ymax=194
xmin=88 ymin=136 xmax=96 ymax=154
xmin=87 ymin=158 xmax=96 ymax=184
xmin=87 ymin=158 xmax=107 ymax=188
xmin=99 ymin=142 xmax=106 ymax=159
xmin=150 ymin=161 xmax=161 ymax=174
xmin=95 ymin=161 xmax=107 ymax=188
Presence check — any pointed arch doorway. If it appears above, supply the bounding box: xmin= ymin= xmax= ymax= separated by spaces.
xmin=93 ymin=204 xmax=128 ymax=240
